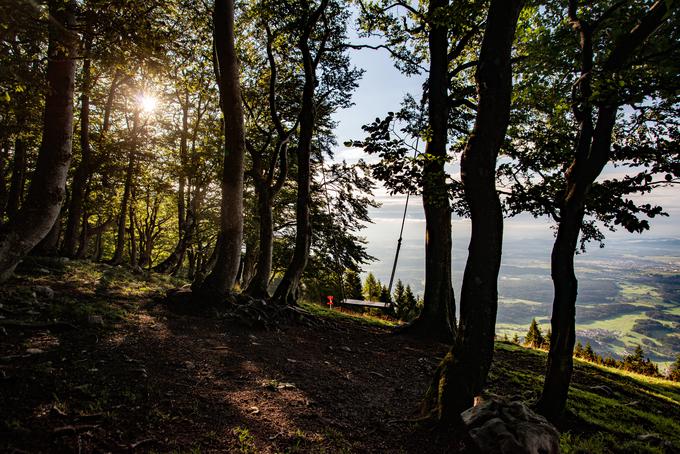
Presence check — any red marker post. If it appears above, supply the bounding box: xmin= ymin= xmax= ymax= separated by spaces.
xmin=326 ymin=295 xmax=334 ymax=309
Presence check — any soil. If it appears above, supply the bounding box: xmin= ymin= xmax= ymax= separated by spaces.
xmin=0 ymin=263 xmax=461 ymax=453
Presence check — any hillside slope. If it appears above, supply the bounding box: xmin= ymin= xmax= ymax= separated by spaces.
xmin=1 ymin=260 xmax=678 ymax=453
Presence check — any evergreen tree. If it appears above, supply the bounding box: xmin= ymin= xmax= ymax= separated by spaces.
xmin=574 ymin=341 xmax=584 ymax=358
xmin=668 ymin=355 xmax=680 ymax=382
xmin=512 ymin=333 xmax=520 ymax=344
xmin=343 ymin=270 xmax=363 ymax=300
xmin=362 ymin=272 xmax=381 ymax=301
xmin=584 ymin=342 xmax=596 ymax=362
xmin=379 ymin=285 xmax=392 ymax=305
xmin=393 ymin=280 xmax=405 ymax=307
xmin=543 ymin=329 xmax=552 ymax=349
xmin=525 ymin=318 xmax=544 ymax=348
xmin=622 ymin=345 xmax=660 ymax=377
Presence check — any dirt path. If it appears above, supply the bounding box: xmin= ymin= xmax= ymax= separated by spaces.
xmin=1 ymin=262 xmax=459 ymax=453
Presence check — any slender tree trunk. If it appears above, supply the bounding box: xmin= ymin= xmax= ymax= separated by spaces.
xmin=403 ymin=0 xmax=455 ymax=343
xmin=272 ymin=17 xmax=323 ymax=305
xmin=422 ymin=0 xmax=523 ymax=423
xmin=111 ymin=112 xmax=138 ymax=265
xmin=271 ymin=96 xmax=312 ymax=305
xmin=536 ymin=0 xmax=672 ymax=421
xmin=0 ymin=140 xmax=10 ymax=220
xmin=76 ymin=208 xmax=90 ymax=258
xmin=246 ymin=184 xmax=274 ymax=297
xmin=195 ymin=0 xmax=245 ymax=299
xmin=62 ymin=29 xmax=93 ymax=257
xmin=6 ymin=137 xmax=27 ymax=222
xmin=0 ymin=0 xmax=77 ymax=282
xmin=128 ymin=202 xmax=137 ymax=268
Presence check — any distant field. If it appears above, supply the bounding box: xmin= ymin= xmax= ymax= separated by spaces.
xmin=493 ymin=239 xmax=680 ymax=367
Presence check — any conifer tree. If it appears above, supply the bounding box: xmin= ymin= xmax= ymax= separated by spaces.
xmin=343 ymin=270 xmax=363 ymax=300
xmin=379 ymin=285 xmax=392 ymax=305
xmin=584 ymin=342 xmax=596 ymax=362
xmin=668 ymin=355 xmax=680 ymax=382
xmin=574 ymin=341 xmax=584 ymax=358
xmin=362 ymin=272 xmax=381 ymax=301
xmin=525 ymin=318 xmax=544 ymax=348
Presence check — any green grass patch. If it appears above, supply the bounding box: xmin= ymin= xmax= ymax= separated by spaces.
xmin=299 ymin=301 xmax=398 ymax=328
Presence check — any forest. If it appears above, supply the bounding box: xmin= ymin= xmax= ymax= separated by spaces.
xmin=1 ymin=0 xmax=679 ymax=452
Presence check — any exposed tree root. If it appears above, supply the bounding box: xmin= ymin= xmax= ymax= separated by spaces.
xmin=163 ymin=287 xmax=335 ymax=330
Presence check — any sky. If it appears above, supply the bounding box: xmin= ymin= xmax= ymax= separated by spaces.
xmin=327 ymin=30 xmax=680 ymax=295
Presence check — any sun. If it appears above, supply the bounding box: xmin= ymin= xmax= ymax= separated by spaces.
xmin=138 ymin=93 xmax=158 ymax=113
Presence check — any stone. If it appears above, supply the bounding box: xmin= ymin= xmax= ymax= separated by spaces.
xmin=462 ymin=397 xmax=560 ymax=454
xmin=33 ymin=286 xmax=54 ymax=300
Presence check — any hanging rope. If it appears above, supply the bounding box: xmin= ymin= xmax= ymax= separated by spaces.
xmin=387 ymin=137 xmax=420 ymax=296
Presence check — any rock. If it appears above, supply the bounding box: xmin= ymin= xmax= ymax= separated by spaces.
xmin=87 ymin=315 xmax=104 ymax=326
xmin=462 ymin=397 xmax=560 ymax=454
xmin=637 ymin=433 xmax=671 ymax=448
xmin=33 ymin=285 xmax=55 ymax=300
xmin=26 ymin=348 xmax=44 ymax=355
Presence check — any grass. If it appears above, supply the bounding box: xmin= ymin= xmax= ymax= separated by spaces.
xmin=299 ymin=301 xmax=398 ymax=328
xmin=492 ymin=342 xmax=680 ymax=453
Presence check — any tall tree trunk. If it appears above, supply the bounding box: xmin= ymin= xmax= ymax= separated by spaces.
xmin=62 ymin=29 xmax=93 ymax=257
xmin=422 ymin=0 xmax=523 ymax=423
xmin=110 ymin=112 xmax=138 ymax=265
xmin=246 ymin=186 xmax=274 ymax=297
xmin=195 ymin=0 xmax=245 ymax=299
xmin=32 ymin=208 xmax=62 ymax=255
xmin=0 ymin=140 xmax=10 ymax=220
xmin=402 ymin=0 xmax=455 ymax=343
xmin=271 ymin=46 xmax=315 ymax=306
xmin=0 ymin=0 xmax=77 ymax=282
xmin=537 ymin=0 xmax=672 ymax=421
xmin=6 ymin=137 xmax=27 ymax=222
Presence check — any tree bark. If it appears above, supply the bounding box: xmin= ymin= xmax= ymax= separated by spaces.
xmin=194 ymin=0 xmax=246 ymax=299
xmin=62 ymin=27 xmax=93 ymax=257
xmin=271 ymin=41 xmax=315 ymax=306
xmin=537 ymin=0 xmax=673 ymax=421
xmin=0 ymin=0 xmax=77 ymax=282
xmin=6 ymin=137 xmax=27 ymax=222
xmin=110 ymin=111 xmax=139 ymax=265
xmin=422 ymin=0 xmax=523 ymax=423
xmin=402 ymin=0 xmax=455 ymax=343
xmin=0 ymin=140 xmax=9 ymax=220
xmin=245 ymin=25 xmax=291 ymax=299
xmin=32 ymin=208 xmax=62 ymax=255
xmin=271 ymin=0 xmax=327 ymax=306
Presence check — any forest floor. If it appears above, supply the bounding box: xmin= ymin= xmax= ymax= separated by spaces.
xmin=1 ymin=259 xmax=679 ymax=453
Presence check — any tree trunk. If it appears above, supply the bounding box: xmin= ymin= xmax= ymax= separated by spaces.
xmin=195 ymin=0 xmax=246 ymax=299
xmin=32 ymin=209 xmax=62 ymax=256
xmin=403 ymin=0 xmax=455 ymax=343
xmin=62 ymin=29 xmax=93 ymax=257
xmin=422 ymin=0 xmax=523 ymax=424
xmin=536 ymin=0 xmax=672 ymax=422
xmin=6 ymin=137 xmax=27 ymax=222
xmin=536 ymin=201 xmax=582 ymax=421
xmin=271 ymin=14 xmax=323 ymax=306
xmin=0 ymin=140 xmax=11 ymax=220
xmin=0 ymin=0 xmax=77 ymax=282
xmin=246 ymin=184 xmax=274 ymax=297
xmin=110 ymin=112 xmax=138 ymax=265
